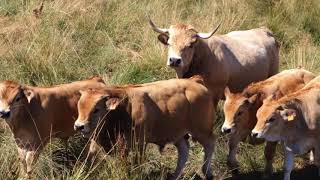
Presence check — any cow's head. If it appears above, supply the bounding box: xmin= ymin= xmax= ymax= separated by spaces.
xmin=74 ymin=88 xmax=126 ymax=136
xmin=222 ymin=87 xmax=260 ymax=134
xmin=0 ymin=81 xmax=34 ymax=122
xmin=149 ymin=19 xmax=220 ymax=77
xmin=252 ymin=96 xmax=299 ymax=142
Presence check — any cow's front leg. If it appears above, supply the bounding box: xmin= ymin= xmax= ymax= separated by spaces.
xmin=264 ymin=141 xmax=277 ymax=178
xmin=25 ymin=150 xmax=38 ymax=176
xmin=227 ymin=132 xmax=243 ymax=173
xmin=169 ymin=137 xmax=190 ymax=180
xmin=17 ymin=147 xmax=27 ymax=175
xmin=313 ymin=147 xmax=320 ymax=177
xmin=283 ymin=148 xmax=294 ymax=180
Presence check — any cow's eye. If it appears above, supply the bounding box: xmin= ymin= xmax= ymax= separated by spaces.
xmin=15 ymin=96 xmax=21 ymax=102
xmin=267 ymin=118 xmax=276 ymax=123
xmin=92 ymin=108 xmax=99 ymax=114
xmin=236 ymin=111 xmax=243 ymax=117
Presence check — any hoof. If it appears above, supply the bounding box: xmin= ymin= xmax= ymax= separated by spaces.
xmin=206 ymin=175 xmax=214 ymax=180
xmin=166 ymin=173 xmax=178 ymax=180
xmin=227 ymin=161 xmax=239 ymax=175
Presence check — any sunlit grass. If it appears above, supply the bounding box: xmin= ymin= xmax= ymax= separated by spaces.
xmin=1 ymin=0 xmax=320 ymax=179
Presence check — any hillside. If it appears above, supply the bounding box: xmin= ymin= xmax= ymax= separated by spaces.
xmin=1 ymin=0 xmax=320 ymax=179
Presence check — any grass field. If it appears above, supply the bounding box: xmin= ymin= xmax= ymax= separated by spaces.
xmin=1 ymin=0 xmax=320 ymax=179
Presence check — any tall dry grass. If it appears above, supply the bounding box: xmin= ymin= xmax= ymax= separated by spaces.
xmin=1 ymin=0 xmax=320 ymax=179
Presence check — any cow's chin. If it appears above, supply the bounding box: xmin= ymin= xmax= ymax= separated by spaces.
xmin=264 ymin=133 xmax=281 ymax=142
xmin=81 ymin=131 xmax=91 ymax=138
xmin=174 ymin=66 xmax=189 ymax=78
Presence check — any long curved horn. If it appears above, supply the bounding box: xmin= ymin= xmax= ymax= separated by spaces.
xmin=197 ymin=22 xmax=222 ymax=39
xmin=148 ymin=18 xmax=169 ymax=34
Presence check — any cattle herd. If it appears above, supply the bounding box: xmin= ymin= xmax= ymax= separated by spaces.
xmin=0 ymin=19 xmax=318 ymax=180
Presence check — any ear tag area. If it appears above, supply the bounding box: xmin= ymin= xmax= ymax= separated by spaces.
xmin=287 ymin=114 xmax=295 ymax=121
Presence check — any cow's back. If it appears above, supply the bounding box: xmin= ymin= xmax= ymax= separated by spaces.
xmin=30 ymin=79 xmax=106 ymax=140
xmin=208 ymin=27 xmax=279 ymax=92
xmin=128 ymin=78 xmax=213 ymax=144
xmin=260 ymin=69 xmax=315 ymax=97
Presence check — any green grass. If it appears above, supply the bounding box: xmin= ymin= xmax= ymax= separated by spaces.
xmin=1 ymin=0 xmax=320 ymax=179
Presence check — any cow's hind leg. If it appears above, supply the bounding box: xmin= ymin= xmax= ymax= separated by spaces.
xmin=263 ymin=141 xmax=277 ymax=178
xmin=169 ymin=137 xmax=190 ymax=180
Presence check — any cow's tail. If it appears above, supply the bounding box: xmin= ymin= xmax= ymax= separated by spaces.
xmin=260 ymin=26 xmax=280 ymax=49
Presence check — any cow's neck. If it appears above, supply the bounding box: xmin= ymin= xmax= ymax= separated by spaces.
xmin=8 ymin=108 xmax=41 ymax=148
xmin=282 ymin=109 xmax=308 ymax=143
xmin=183 ymin=39 xmax=214 ymax=79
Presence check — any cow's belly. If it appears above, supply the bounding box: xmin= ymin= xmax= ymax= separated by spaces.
xmin=225 ymin=51 xmax=271 ymax=92
xmin=145 ymin=123 xmax=187 ymax=145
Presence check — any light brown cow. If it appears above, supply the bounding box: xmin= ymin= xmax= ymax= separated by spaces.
xmin=221 ymin=68 xmax=315 ymax=175
xmin=149 ymin=19 xmax=279 ymax=107
xmin=252 ymin=80 xmax=320 ymax=180
xmin=0 ymin=77 xmax=105 ymax=176
xmin=74 ymin=76 xmax=216 ymax=179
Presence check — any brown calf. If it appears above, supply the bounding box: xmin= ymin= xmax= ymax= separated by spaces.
xmin=74 ymin=76 xmax=215 ymax=179
xmin=0 ymin=77 xmax=105 ymax=176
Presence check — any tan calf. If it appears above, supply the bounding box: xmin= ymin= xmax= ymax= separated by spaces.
xmin=222 ymin=68 xmax=315 ymax=175
xmin=74 ymin=76 xmax=216 ymax=179
xmin=252 ymin=80 xmax=320 ymax=180
xmin=0 ymin=77 xmax=105 ymax=176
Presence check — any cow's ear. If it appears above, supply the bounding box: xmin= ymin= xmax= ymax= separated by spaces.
xmin=224 ymin=87 xmax=231 ymax=97
xmin=79 ymin=90 xmax=85 ymax=95
xmin=23 ymin=88 xmax=35 ymax=103
xmin=105 ymin=98 xmax=121 ymax=110
xmin=248 ymin=94 xmax=259 ymax=104
xmin=271 ymin=91 xmax=283 ymax=100
xmin=280 ymin=109 xmax=296 ymax=121
xmin=158 ymin=33 xmax=169 ymax=45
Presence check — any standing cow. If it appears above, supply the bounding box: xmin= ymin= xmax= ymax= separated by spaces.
xmin=0 ymin=77 xmax=105 ymax=177
xmin=74 ymin=76 xmax=216 ymax=179
xmin=222 ymin=68 xmax=315 ymax=175
xmin=252 ymin=79 xmax=320 ymax=180
xmin=149 ymin=19 xmax=279 ymax=107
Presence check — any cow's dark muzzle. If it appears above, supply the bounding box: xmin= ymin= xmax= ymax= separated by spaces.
xmin=0 ymin=111 xmax=10 ymax=119
xmin=169 ymin=58 xmax=181 ymax=67
xmin=74 ymin=124 xmax=85 ymax=131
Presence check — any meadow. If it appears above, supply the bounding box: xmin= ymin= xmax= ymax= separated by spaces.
xmin=1 ymin=0 xmax=320 ymax=179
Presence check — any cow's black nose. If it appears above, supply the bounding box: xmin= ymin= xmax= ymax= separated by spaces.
xmin=251 ymin=132 xmax=258 ymax=138
xmin=169 ymin=58 xmax=182 ymax=67
xmin=222 ymin=127 xmax=231 ymax=134
xmin=74 ymin=124 xmax=84 ymax=131
xmin=0 ymin=111 xmax=10 ymax=119
xmin=176 ymin=59 xmax=181 ymax=65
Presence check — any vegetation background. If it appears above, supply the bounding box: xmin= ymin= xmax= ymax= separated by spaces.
xmin=1 ymin=0 xmax=320 ymax=179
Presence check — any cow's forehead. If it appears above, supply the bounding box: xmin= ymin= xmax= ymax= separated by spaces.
xmin=168 ymin=24 xmax=197 ymax=45
xmin=79 ymin=91 xmax=105 ymax=110
xmin=258 ymin=102 xmax=279 ymax=121
xmin=226 ymin=94 xmax=246 ymax=108
xmin=0 ymin=81 xmax=20 ymax=100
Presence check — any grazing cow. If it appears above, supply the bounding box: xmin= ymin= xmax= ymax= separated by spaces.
xmin=74 ymin=76 xmax=216 ymax=179
xmin=149 ymin=19 xmax=279 ymax=107
xmin=252 ymin=80 xmax=320 ymax=180
xmin=0 ymin=77 xmax=105 ymax=176
xmin=222 ymin=69 xmax=315 ymax=174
